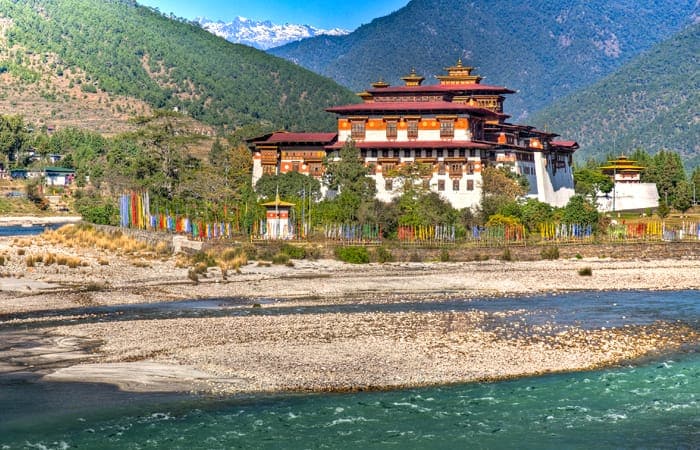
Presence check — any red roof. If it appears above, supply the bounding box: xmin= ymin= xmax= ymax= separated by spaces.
xmin=326 ymin=102 xmax=501 ymax=117
xmin=551 ymin=140 xmax=578 ymax=148
xmin=255 ymin=132 xmax=337 ymax=144
xmin=367 ymin=83 xmax=515 ymax=95
xmin=326 ymin=140 xmax=493 ymax=150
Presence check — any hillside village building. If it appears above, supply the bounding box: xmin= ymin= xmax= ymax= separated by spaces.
xmin=248 ymin=60 xmax=578 ymax=210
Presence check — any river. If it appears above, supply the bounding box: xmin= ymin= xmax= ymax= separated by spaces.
xmin=0 ymin=290 xmax=698 ymax=449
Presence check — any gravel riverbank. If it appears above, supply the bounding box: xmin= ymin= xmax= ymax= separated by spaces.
xmin=1 ymin=230 xmax=698 ymax=395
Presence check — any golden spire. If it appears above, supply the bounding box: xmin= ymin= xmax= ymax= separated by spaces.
xmin=401 ymin=67 xmax=425 ymax=87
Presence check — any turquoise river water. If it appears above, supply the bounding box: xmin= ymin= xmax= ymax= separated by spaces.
xmin=1 ymin=290 xmax=698 ymax=449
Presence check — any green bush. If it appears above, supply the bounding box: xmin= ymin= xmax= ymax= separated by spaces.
xmin=281 ymin=244 xmax=305 ymax=259
xmin=409 ymin=251 xmax=422 ymax=262
xmin=540 ymin=246 xmax=560 ymax=260
xmin=272 ymin=252 xmax=290 ymax=265
xmin=335 ymin=246 xmax=370 ymax=264
xmin=75 ymin=194 xmax=119 ymax=225
xmin=304 ymin=245 xmax=322 ymax=260
xmin=578 ymin=267 xmax=593 ymax=276
xmin=439 ymin=248 xmax=450 ymax=262
xmin=375 ymin=246 xmax=394 ymax=263
xmin=192 ymin=251 xmax=216 ymax=267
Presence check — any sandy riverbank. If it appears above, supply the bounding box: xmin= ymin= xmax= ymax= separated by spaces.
xmin=0 ymin=215 xmax=82 ymax=226
xmin=0 ymin=228 xmax=698 ymax=395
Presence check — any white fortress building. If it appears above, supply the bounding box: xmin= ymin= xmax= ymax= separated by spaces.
xmin=596 ymin=156 xmax=659 ymax=212
xmin=248 ymin=60 xmax=578 ymax=210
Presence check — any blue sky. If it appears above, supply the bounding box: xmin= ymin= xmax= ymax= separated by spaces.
xmin=139 ymin=0 xmax=410 ymax=30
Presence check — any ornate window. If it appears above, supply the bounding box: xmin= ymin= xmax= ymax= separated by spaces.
xmin=385 ymin=178 xmax=393 ymax=191
xmin=452 ymin=179 xmax=460 ymax=191
xmin=351 ymin=120 xmax=366 ymax=139
xmin=438 ymin=180 xmax=445 ymax=191
xmin=440 ymin=119 xmax=455 ymax=138
xmin=407 ymin=120 xmax=419 ymax=139
xmin=467 ymin=179 xmax=474 ymax=191
xmin=450 ymin=163 xmax=462 ymax=175
xmin=386 ymin=120 xmax=398 ymax=139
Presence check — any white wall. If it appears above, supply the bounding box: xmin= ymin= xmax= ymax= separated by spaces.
xmin=597 ymin=183 xmax=659 ymax=212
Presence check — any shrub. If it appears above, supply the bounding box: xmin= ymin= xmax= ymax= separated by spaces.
xmin=439 ymin=248 xmax=450 ymax=262
xmin=409 ymin=252 xmax=422 ymax=263
xmin=17 ymin=249 xmax=26 ymax=256
xmin=281 ymin=244 xmax=305 ymax=259
xmin=540 ymin=246 xmax=560 ymax=260
xmin=193 ymin=262 xmax=208 ymax=274
xmin=272 ymin=252 xmax=290 ymax=265
xmin=25 ymin=255 xmax=36 ymax=267
xmin=187 ymin=268 xmax=199 ymax=283
xmin=375 ymin=246 xmax=394 ymax=263
xmin=192 ymin=251 xmax=216 ymax=268
xmin=43 ymin=253 xmax=57 ymax=265
xmin=241 ymin=244 xmax=258 ymax=260
xmin=578 ymin=267 xmax=593 ymax=276
xmin=304 ymin=245 xmax=322 ymax=260
xmin=219 ymin=248 xmax=247 ymax=277
xmin=85 ymin=282 xmax=107 ymax=292
xmin=575 ymin=253 xmax=583 ymax=260
xmin=335 ymin=246 xmax=370 ymax=264
xmin=500 ymin=248 xmax=513 ymax=261
xmin=0 ymin=255 xmax=5 ymax=266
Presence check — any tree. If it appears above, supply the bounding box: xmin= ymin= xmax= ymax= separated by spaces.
xmin=397 ymin=191 xmax=457 ymax=226
xmin=322 ymin=141 xmax=375 ymax=222
xmin=645 ymin=150 xmax=686 ymax=205
xmin=480 ymin=165 xmax=527 ymax=220
xmin=691 ymin=167 xmax=700 ymax=205
xmin=672 ymin=180 xmax=693 ymax=214
xmin=0 ymin=114 xmax=30 ymax=165
xmin=520 ymin=198 xmax=554 ymax=232
xmin=255 ymin=171 xmax=321 ymax=202
xmin=123 ymin=111 xmax=203 ymax=200
xmin=574 ymin=167 xmax=613 ymax=199
xmin=562 ymin=195 xmax=599 ymax=229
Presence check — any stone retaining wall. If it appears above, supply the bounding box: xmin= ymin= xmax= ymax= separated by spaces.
xmin=97 ymin=226 xmax=700 ymax=262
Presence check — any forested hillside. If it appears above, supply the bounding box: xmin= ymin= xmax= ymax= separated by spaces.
xmin=0 ymin=0 xmax=357 ymax=132
xmin=270 ymin=0 xmax=698 ymax=120
xmin=532 ymin=23 xmax=700 ymax=169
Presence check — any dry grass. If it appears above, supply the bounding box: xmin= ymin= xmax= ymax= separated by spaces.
xmin=13 ymin=238 xmax=32 ymax=248
xmin=25 ymin=254 xmax=38 ymax=267
xmin=43 ymin=224 xmax=160 ymax=258
xmin=217 ymin=247 xmax=248 ymax=278
xmin=131 ymin=259 xmax=151 ymax=268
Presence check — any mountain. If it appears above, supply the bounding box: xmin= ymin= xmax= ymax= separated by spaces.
xmin=270 ymin=0 xmax=698 ymax=121
xmin=531 ymin=23 xmax=700 ymax=169
xmin=196 ymin=16 xmax=348 ymax=50
xmin=0 ymin=0 xmax=357 ymax=133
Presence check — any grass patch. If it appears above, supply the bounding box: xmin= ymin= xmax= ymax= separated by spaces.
xmin=578 ymin=267 xmax=593 ymax=276
xmin=439 ymin=248 xmax=450 ymax=262
xmin=540 ymin=246 xmax=560 ymax=260
xmin=500 ymin=248 xmax=513 ymax=261
xmin=84 ymin=281 xmax=108 ymax=292
xmin=280 ymin=243 xmax=305 ymax=259
xmin=335 ymin=246 xmax=370 ymax=264
xmin=375 ymin=246 xmax=394 ymax=263
xmin=272 ymin=252 xmax=290 ymax=265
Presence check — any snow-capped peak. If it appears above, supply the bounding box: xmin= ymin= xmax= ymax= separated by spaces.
xmin=196 ymin=16 xmax=349 ymax=50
